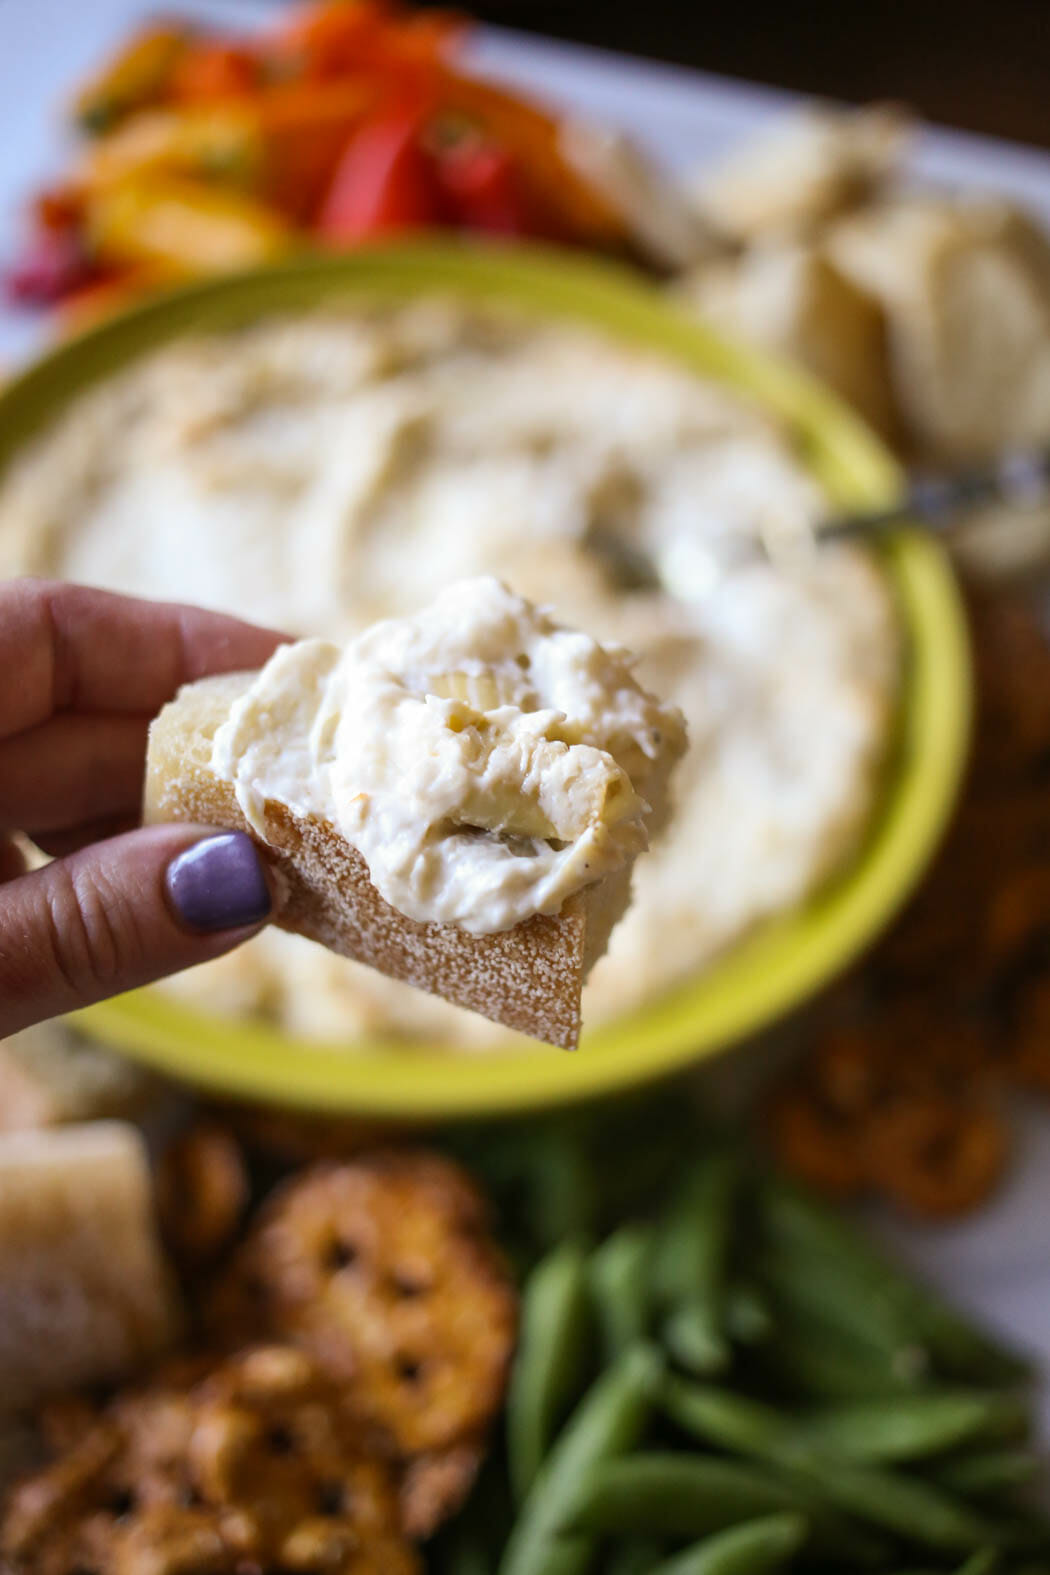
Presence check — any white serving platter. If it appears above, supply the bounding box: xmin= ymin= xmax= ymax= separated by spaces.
xmin=1 ymin=0 xmax=1047 ymax=1436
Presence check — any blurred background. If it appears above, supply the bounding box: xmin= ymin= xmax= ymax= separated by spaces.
xmin=454 ymin=0 xmax=1049 ymax=148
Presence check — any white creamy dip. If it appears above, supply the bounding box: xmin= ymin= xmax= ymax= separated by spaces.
xmin=211 ymin=578 xmax=683 ymax=933
xmin=0 ymin=300 xmax=899 ymax=1049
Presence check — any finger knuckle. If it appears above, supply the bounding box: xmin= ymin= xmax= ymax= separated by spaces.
xmin=44 ymin=859 xmax=139 ymax=998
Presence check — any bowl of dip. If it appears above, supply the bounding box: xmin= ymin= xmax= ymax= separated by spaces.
xmin=0 ymin=243 xmax=970 ymax=1117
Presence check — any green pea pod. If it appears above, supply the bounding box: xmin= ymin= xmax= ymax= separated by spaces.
xmin=783 ymin=1454 xmax=998 ymax=1552
xmin=655 ymin=1377 xmax=997 ymax=1562
xmin=659 ymin=1376 xmax=791 ymax=1458
xmin=644 ymin=1513 xmax=809 ymax=1575
xmin=653 ymin=1149 xmax=738 ymax=1375
xmin=758 ymin=1309 xmax=928 ymax=1401
xmin=507 ymin=1241 xmax=593 ymax=1503
xmin=568 ymin=1455 xmax=887 ymax=1562
xmin=724 ymin=1282 xmax=773 ymax=1345
xmin=604 ymin=1539 xmax=665 ymax=1575
xmin=759 ymin=1183 xmax=1028 ymax=1384
xmin=936 ymin=1449 xmax=1041 ymax=1498
xmin=499 ymin=1342 xmax=662 ymax=1575
xmin=528 ymin=1128 xmax=604 ymax=1249
xmin=435 ymin=1534 xmax=491 ymax=1575
xmin=757 ymin=1238 xmax=931 ymax=1369
xmin=589 ymin=1225 xmax=655 ymax=1361
xmin=793 ymin=1393 xmax=1028 ymax=1464
xmin=565 ymin=1454 xmax=808 ymax=1539
xmin=659 ymin=1374 xmax=1026 ymax=1474
xmin=953 ymin=1551 xmax=1000 ymax=1575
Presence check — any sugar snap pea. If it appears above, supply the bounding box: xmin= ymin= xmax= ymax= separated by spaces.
xmin=570 ymin=1454 xmax=885 ymax=1563
xmin=659 ymin=1375 xmax=1025 ymax=1471
xmin=565 ymin=1454 xmax=809 ymax=1539
xmin=644 ymin=1513 xmax=809 ymax=1575
xmin=793 ymin=1393 xmax=1028 ymax=1463
xmin=603 ymin=1539 xmax=665 ymax=1575
xmin=433 ymin=1529 xmax=491 ymax=1575
xmin=507 ymin=1240 xmax=593 ymax=1503
xmin=936 ymin=1448 xmax=1041 ymax=1498
xmin=589 ymin=1225 xmax=654 ymax=1361
xmin=953 ymin=1551 xmax=1000 ymax=1575
xmin=724 ymin=1282 xmax=773 ymax=1345
xmin=499 ymin=1343 xmax=661 ymax=1575
xmin=653 ymin=1149 xmax=739 ymax=1375
xmin=759 ymin=1182 xmax=1028 ymax=1383
xmin=758 ymin=1308 xmax=928 ymax=1401
xmin=659 ymin=1376 xmax=791 ymax=1458
xmin=655 ymin=1375 xmax=999 ymax=1558
xmin=757 ymin=1237 xmax=931 ymax=1372
xmin=782 ymin=1454 xmax=998 ymax=1552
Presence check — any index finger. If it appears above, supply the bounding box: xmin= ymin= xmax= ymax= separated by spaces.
xmin=0 ymin=579 xmax=288 ymax=738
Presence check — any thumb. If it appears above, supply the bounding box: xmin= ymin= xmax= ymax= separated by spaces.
xmin=0 ymin=825 xmax=274 ymax=1038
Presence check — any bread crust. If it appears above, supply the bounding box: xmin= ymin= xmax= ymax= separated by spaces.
xmin=145 ymin=673 xmax=633 ymax=1048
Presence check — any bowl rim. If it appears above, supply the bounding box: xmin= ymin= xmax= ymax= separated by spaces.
xmin=0 ymin=241 xmax=972 ymax=1117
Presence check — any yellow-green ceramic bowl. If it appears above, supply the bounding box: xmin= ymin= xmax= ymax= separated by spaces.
xmin=0 ymin=243 xmax=971 ymax=1118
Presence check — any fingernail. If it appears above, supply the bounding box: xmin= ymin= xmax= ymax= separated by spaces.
xmin=166 ymin=831 xmax=272 ymax=933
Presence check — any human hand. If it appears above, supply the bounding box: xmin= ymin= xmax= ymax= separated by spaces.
xmin=0 ymin=579 xmax=287 ymax=1038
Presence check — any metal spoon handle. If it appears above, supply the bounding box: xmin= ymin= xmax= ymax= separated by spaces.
xmin=818 ymin=448 xmax=1050 ymax=543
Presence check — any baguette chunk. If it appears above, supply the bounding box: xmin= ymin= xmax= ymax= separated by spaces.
xmin=145 ymin=581 xmax=684 ymax=1048
xmin=0 ymin=1123 xmax=179 ymax=1412
xmin=147 ymin=672 xmax=638 ymax=1048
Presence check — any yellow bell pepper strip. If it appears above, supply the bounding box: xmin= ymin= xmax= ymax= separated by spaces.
xmin=73 ymin=80 xmax=377 ymax=224
xmin=73 ymin=25 xmax=192 ymax=135
xmin=77 ymin=108 xmax=265 ymax=195
xmin=84 ymin=178 xmax=292 ymax=276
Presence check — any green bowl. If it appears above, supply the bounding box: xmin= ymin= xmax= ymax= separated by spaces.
xmin=0 ymin=243 xmax=971 ymax=1118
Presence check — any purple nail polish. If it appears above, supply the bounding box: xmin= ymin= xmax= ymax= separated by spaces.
xmin=166 ymin=832 xmax=272 ymax=933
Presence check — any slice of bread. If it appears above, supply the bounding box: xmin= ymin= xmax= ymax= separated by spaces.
xmin=0 ymin=1122 xmax=180 ymax=1413
xmin=146 ymin=673 xmax=636 ymax=1049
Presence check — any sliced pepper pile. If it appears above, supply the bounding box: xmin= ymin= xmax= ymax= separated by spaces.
xmin=6 ymin=0 xmax=631 ymax=327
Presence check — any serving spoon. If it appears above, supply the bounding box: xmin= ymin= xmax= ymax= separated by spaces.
xmin=591 ymin=446 xmax=1050 ymax=599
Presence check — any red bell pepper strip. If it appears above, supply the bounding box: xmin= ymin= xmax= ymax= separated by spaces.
xmin=434 ymin=139 xmax=545 ymax=236
xmin=317 ymin=105 xmax=441 ymax=240
xmin=5 ymin=223 xmax=95 ymax=306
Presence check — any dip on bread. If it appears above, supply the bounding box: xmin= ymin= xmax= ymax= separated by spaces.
xmin=212 ymin=578 xmax=684 ymax=935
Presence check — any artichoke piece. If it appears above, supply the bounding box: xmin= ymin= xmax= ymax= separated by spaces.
xmin=428 ymin=671 xmax=515 ymax=710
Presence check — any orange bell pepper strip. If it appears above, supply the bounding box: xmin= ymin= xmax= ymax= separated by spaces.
xmin=73 ymin=24 xmax=192 ymax=134
xmin=264 ymin=1 xmax=394 ymax=82
xmin=85 ymin=178 xmax=292 ymax=277
xmin=255 ymin=79 xmax=380 ymax=220
xmin=433 ymin=70 xmax=629 ymax=246
xmin=170 ymin=42 xmax=262 ymax=104
xmin=347 ymin=9 xmax=467 ymax=71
